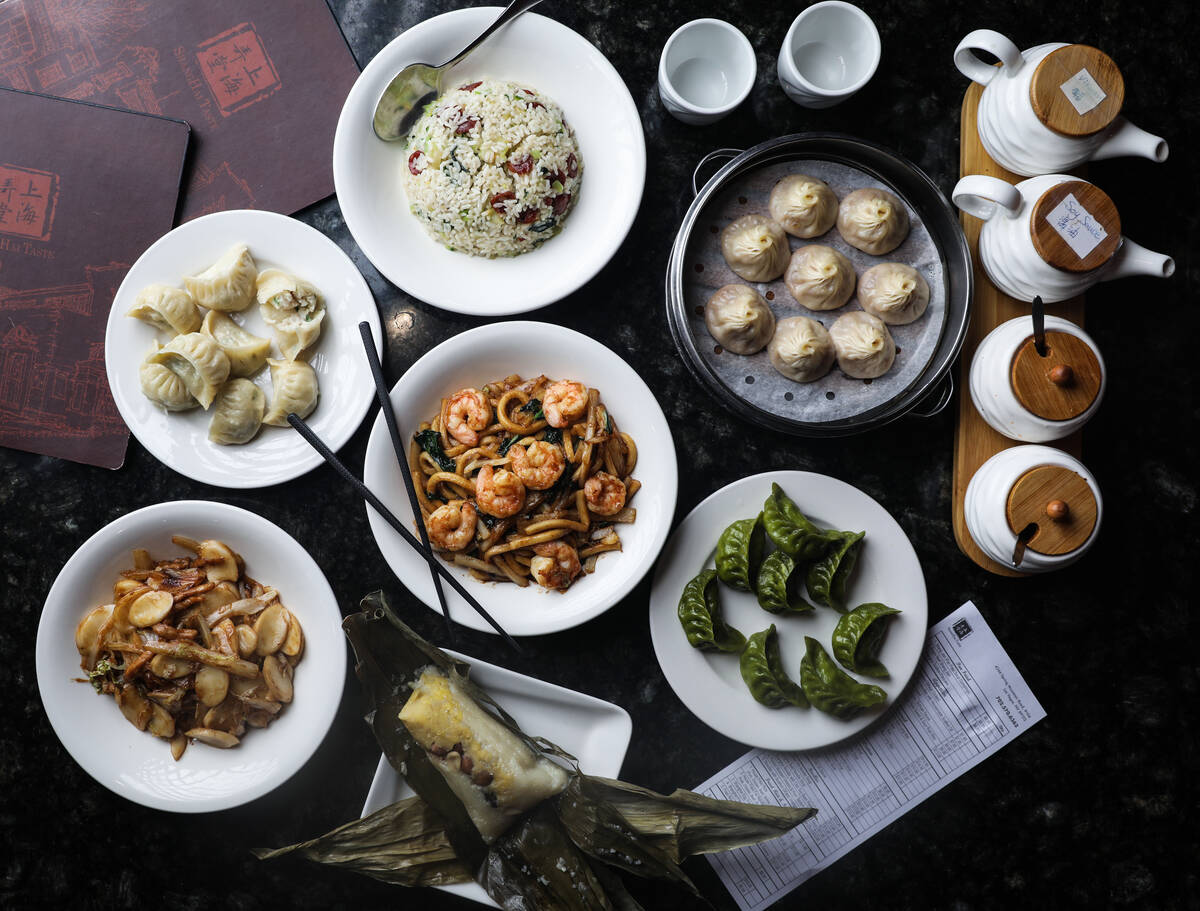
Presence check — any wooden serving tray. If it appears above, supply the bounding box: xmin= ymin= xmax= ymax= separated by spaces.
xmin=951 ymin=83 xmax=1086 ymax=577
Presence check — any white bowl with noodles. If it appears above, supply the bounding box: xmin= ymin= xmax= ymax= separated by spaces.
xmin=333 ymin=7 xmax=646 ymax=315
xmin=35 ymin=500 xmax=346 ymax=813
xmin=363 ymin=321 xmax=677 ymax=637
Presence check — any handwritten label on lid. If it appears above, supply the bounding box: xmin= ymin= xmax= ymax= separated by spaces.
xmin=1060 ymin=67 xmax=1107 ymax=115
xmin=1045 ymin=192 xmax=1109 ymax=260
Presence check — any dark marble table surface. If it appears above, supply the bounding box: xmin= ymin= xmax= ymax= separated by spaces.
xmin=3 ymin=1 xmax=1196 ymax=908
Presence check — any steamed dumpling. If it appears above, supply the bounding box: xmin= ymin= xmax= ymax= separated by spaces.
xmin=148 ymin=332 xmax=231 ymax=409
xmin=720 ymin=215 xmax=790 ymax=283
xmin=127 ymin=284 xmax=202 ymax=335
xmin=768 ymin=316 xmax=835 ymax=383
xmin=830 ymin=312 xmax=896 ymax=379
xmin=139 ymin=343 xmax=197 ymax=411
xmin=256 ymin=269 xmax=326 ymax=360
xmin=263 ymin=358 xmax=319 ymax=426
xmin=784 ymin=245 xmax=855 ymax=311
xmin=858 ymin=263 xmax=930 ymax=325
xmin=184 ymin=243 xmax=257 ymax=312
xmin=209 ymin=378 xmax=266 ymax=445
xmin=201 ymin=310 xmax=271 ymax=377
xmin=705 ymin=285 xmax=776 ymax=355
xmin=837 ymin=188 xmax=910 ymax=255
xmin=768 ymin=175 xmax=838 ymax=239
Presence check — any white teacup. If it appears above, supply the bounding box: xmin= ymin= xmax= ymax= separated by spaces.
xmin=777 ymin=1 xmax=880 ymax=108
xmin=658 ymin=19 xmax=756 ymax=125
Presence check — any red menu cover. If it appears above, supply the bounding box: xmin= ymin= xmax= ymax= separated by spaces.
xmin=0 ymin=0 xmax=360 ymax=220
xmin=0 ymin=87 xmax=189 ymax=469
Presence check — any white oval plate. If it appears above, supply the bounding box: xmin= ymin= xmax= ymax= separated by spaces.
xmin=35 ymin=500 xmax=346 ymax=813
xmin=105 ymin=209 xmax=382 ymax=489
xmin=649 ymin=470 xmax=927 ymax=751
xmin=361 ymin=650 xmax=633 ymax=907
xmin=363 ymin=321 xmax=677 ymax=637
xmin=333 ymin=8 xmax=646 ymax=315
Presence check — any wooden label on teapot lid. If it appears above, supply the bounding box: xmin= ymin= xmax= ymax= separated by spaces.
xmin=1010 ymin=330 xmax=1103 ymax=420
xmin=1006 ymin=465 xmax=1098 ymax=555
xmin=1030 ymin=180 xmax=1121 ymax=273
xmin=1030 ymin=44 xmax=1125 ymax=137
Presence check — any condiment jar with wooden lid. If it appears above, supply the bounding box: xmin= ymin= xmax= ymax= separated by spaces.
xmin=952 ymin=173 xmax=1174 ymax=302
xmin=964 ymin=445 xmax=1102 ymax=573
xmin=954 ymin=30 xmax=1168 ymax=176
xmin=970 ymin=315 xmax=1105 ymax=441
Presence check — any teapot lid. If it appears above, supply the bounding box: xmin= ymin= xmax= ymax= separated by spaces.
xmin=1030 ymin=44 xmax=1125 ymax=137
xmin=1010 ymin=330 xmax=1103 ymax=420
xmin=1030 ymin=179 xmax=1121 ymax=273
xmin=1006 ymin=464 xmax=1098 ymax=555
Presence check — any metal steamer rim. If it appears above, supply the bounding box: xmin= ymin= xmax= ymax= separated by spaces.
xmin=666 ymin=133 xmax=972 ymax=437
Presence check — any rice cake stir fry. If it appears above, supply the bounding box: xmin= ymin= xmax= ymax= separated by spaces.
xmin=74 ymin=536 xmax=303 ymax=760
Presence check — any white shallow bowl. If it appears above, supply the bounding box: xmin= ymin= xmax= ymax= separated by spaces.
xmin=333 ymin=7 xmax=646 ymax=315
xmin=105 ymin=209 xmax=382 ymax=489
xmin=361 ymin=650 xmax=633 ymax=907
xmin=36 ymin=500 xmax=346 ymax=813
xmin=649 ymin=470 xmax=927 ymax=751
xmin=363 ymin=321 xmax=678 ymax=637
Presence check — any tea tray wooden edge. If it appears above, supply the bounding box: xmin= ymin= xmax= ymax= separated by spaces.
xmin=952 ymin=83 xmax=1086 ymax=577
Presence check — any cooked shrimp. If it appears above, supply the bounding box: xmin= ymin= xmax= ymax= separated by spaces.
xmin=542 ymin=380 xmax=587 ymax=428
xmin=530 ymin=541 xmax=582 ymax=591
xmin=445 ymin=388 xmax=492 ymax=446
xmin=425 ymin=500 xmax=477 ymax=551
xmin=475 ymin=465 xmax=526 ymax=517
xmin=509 ymin=441 xmax=565 ymax=490
xmin=584 ymin=471 xmax=626 ymax=516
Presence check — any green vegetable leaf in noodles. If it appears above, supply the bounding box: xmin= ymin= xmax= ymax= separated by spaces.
xmin=799 ymin=636 xmax=887 ymax=720
xmin=677 ymin=569 xmax=745 ymax=653
xmin=739 ymin=625 xmax=808 ymax=708
xmin=715 ymin=514 xmax=765 ymax=592
xmin=415 ymin=428 xmax=455 ymax=472
xmin=755 ymin=551 xmax=814 ymax=614
xmin=805 ymin=530 xmax=865 ymax=612
xmin=832 ymin=602 xmax=901 ymax=677
xmin=762 ymin=483 xmax=840 ymax=561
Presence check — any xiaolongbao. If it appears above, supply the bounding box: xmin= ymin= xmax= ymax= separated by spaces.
xmin=837 ymin=188 xmax=910 ymax=255
xmin=768 ymin=317 xmax=835 ymax=383
xmin=784 ymin=245 xmax=856 ymax=311
xmin=768 ymin=175 xmax=838 ymax=239
xmin=705 ymin=285 xmax=776 ymax=355
xmin=830 ymin=312 xmax=896 ymax=379
xmin=720 ymin=215 xmax=790 ymax=283
xmin=858 ymin=263 xmax=929 ymax=325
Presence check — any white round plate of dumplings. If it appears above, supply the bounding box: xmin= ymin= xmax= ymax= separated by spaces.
xmin=333 ymin=7 xmax=646 ymax=316
xmin=105 ymin=209 xmax=382 ymax=488
xmin=35 ymin=499 xmax=345 ymax=813
xmin=648 ymin=470 xmax=927 ymax=751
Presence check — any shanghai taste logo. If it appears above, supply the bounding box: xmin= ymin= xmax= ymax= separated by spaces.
xmin=0 ymin=164 xmax=58 ymax=242
xmin=195 ymin=23 xmax=281 ymax=118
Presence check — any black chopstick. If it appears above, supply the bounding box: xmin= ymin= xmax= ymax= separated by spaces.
xmin=358 ymin=321 xmax=455 ymax=645
xmin=286 ymin=413 xmax=524 ymax=655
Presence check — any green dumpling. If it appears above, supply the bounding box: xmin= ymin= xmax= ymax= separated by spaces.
xmin=677 ymin=568 xmax=746 ymax=653
xmin=714 ymin=514 xmax=765 ymax=592
xmin=799 ymin=636 xmax=887 ymax=720
xmin=755 ymin=551 xmax=814 ymax=614
xmin=805 ymin=530 xmax=865 ymax=612
xmin=832 ymin=602 xmax=901 ymax=677
xmin=740 ymin=625 xmax=808 ymax=708
xmin=762 ymin=483 xmax=840 ymax=562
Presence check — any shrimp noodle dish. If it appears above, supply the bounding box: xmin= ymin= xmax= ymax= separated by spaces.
xmin=411 ymin=375 xmax=639 ymax=592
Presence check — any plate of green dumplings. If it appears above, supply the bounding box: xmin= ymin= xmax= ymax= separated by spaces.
xmin=648 ymin=471 xmax=927 ymax=751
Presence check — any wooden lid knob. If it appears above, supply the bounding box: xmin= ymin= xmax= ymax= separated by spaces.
xmin=1010 ymin=330 xmax=1102 ymax=420
xmin=1030 ymin=44 xmax=1125 ymax=137
xmin=1030 ymin=180 xmax=1121 ymax=273
xmin=1006 ymin=465 xmax=1098 ymax=555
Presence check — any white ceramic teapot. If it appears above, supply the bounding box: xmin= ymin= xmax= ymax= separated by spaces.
xmin=970 ymin=315 xmax=1105 ymax=442
xmin=955 ymin=30 xmax=1168 ymax=176
xmin=964 ymin=445 xmax=1102 ymax=573
xmin=952 ymin=173 xmax=1174 ymax=302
